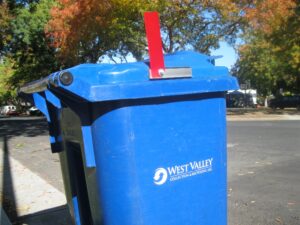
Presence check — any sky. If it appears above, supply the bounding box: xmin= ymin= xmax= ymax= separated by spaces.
xmin=210 ymin=41 xmax=238 ymax=69
xmin=100 ymin=41 xmax=239 ymax=68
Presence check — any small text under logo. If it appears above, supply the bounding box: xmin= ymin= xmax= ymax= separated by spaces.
xmin=153 ymin=158 xmax=213 ymax=185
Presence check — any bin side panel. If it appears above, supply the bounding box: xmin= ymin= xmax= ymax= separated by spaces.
xmin=60 ymin=108 xmax=102 ymax=225
xmin=91 ymin=93 xmax=227 ymax=225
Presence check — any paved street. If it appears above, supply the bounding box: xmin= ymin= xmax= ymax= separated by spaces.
xmin=0 ymin=116 xmax=300 ymax=225
xmin=228 ymin=121 xmax=300 ymax=225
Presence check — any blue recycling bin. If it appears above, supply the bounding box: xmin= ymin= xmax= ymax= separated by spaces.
xmin=20 ymin=51 xmax=238 ymax=225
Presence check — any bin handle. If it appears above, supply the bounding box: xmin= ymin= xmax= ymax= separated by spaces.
xmin=19 ymin=76 xmax=50 ymax=94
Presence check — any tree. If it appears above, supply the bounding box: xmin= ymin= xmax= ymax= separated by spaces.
xmin=7 ymin=0 xmax=59 ymax=89
xmin=46 ymin=0 xmax=245 ymax=66
xmin=0 ymin=57 xmax=15 ymax=104
xmin=3 ymin=0 xmax=41 ymax=12
xmin=233 ymin=0 xmax=300 ymax=96
xmin=232 ymin=37 xmax=285 ymax=96
xmin=243 ymin=0 xmax=296 ymax=35
xmin=0 ymin=3 xmax=12 ymax=58
xmin=268 ymin=1 xmax=300 ymax=93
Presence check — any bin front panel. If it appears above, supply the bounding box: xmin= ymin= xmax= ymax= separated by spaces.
xmin=91 ymin=92 xmax=227 ymax=225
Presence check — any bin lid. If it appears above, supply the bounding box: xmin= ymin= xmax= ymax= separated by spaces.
xmin=48 ymin=51 xmax=239 ymax=102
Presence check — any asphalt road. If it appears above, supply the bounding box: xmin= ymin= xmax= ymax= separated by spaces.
xmin=227 ymin=120 xmax=300 ymax=225
xmin=0 ymin=117 xmax=299 ymax=225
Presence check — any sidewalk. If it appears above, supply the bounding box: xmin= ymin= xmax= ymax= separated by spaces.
xmin=0 ymin=117 xmax=72 ymax=225
xmin=227 ymin=108 xmax=300 ymax=121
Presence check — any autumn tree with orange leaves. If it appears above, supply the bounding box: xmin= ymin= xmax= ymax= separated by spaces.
xmin=46 ymin=0 xmax=246 ymax=66
xmin=233 ymin=0 xmax=300 ymax=96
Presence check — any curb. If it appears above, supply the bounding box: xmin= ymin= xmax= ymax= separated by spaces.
xmin=227 ymin=115 xmax=300 ymax=121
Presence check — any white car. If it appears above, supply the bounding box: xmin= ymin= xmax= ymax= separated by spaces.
xmin=0 ymin=105 xmax=18 ymax=115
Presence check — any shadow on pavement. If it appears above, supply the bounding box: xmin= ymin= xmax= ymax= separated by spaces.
xmin=2 ymin=135 xmax=18 ymax=222
xmin=0 ymin=117 xmax=48 ymax=139
xmin=17 ymin=205 xmax=73 ymax=225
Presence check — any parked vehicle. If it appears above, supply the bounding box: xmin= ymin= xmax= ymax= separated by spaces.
xmin=226 ymin=91 xmax=255 ymax=108
xmin=28 ymin=106 xmax=42 ymax=116
xmin=268 ymin=95 xmax=300 ymax=109
xmin=0 ymin=105 xmax=18 ymax=116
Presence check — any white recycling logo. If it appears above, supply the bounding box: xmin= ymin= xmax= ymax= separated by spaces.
xmin=153 ymin=168 xmax=168 ymax=185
